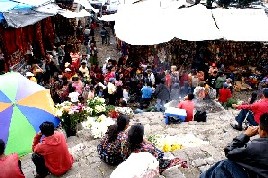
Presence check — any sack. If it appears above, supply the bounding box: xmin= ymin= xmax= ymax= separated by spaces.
xmin=110 ymin=152 xmax=159 ymax=178
xmin=194 ymin=111 xmax=207 ymax=122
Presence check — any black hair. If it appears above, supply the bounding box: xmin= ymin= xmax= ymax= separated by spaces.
xmin=117 ymin=115 xmax=130 ymax=132
xmin=188 ymin=93 xmax=195 ymax=100
xmin=260 ymin=113 xmax=268 ymax=133
xmin=107 ymin=115 xmax=130 ymax=142
xmin=120 ymin=100 xmax=127 ymax=107
xmin=127 ymin=124 xmax=144 ymax=151
xmin=249 ymin=92 xmax=258 ymax=104
xmin=107 ymin=125 xmax=118 ymax=142
xmin=39 ymin=121 xmax=55 ymax=137
xmin=0 ymin=139 xmax=5 ymax=155
xmin=263 ymin=89 xmax=268 ymax=98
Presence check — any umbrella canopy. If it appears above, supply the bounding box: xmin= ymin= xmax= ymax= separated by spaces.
xmin=0 ymin=72 xmax=60 ymax=156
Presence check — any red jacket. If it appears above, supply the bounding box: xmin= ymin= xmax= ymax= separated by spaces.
xmin=0 ymin=154 xmax=25 ymax=178
xmin=218 ymin=88 xmax=232 ymax=103
xmin=178 ymin=100 xmax=195 ymax=122
xmin=32 ymin=131 xmax=74 ymax=176
xmin=237 ymin=98 xmax=268 ymax=124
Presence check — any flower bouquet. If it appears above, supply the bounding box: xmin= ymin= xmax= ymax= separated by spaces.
xmin=87 ymin=97 xmax=107 ymax=117
xmin=56 ymin=102 xmax=89 ymax=137
xmin=82 ymin=114 xmax=115 ymax=139
xmin=115 ymin=107 xmax=134 ymax=118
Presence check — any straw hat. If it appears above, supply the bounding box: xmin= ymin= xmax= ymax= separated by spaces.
xmin=26 ymin=72 xmax=34 ymax=77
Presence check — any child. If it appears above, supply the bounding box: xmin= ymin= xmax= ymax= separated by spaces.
xmin=68 ymin=86 xmax=80 ymax=105
xmin=123 ymin=87 xmax=130 ymax=103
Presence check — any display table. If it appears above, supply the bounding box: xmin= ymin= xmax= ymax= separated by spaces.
xmin=164 ymin=107 xmax=187 ymax=124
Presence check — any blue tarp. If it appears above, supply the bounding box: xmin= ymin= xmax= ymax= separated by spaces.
xmin=0 ymin=13 xmax=4 ymax=21
xmin=0 ymin=0 xmax=33 ymax=12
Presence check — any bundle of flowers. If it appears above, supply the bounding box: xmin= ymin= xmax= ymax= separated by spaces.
xmin=87 ymin=97 xmax=107 ymax=117
xmin=55 ymin=101 xmax=73 ymax=117
xmin=148 ymin=134 xmax=208 ymax=152
xmin=55 ymin=102 xmax=89 ymax=137
xmin=82 ymin=114 xmax=115 ymax=139
xmin=115 ymin=107 xmax=134 ymax=118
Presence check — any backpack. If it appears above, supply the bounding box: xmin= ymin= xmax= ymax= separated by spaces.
xmin=194 ymin=111 xmax=207 ymax=122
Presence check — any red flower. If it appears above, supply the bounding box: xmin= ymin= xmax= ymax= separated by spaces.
xmin=108 ymin=110 xmax=119 ymax=119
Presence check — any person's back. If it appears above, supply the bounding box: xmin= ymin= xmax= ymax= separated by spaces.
xmin=215 ymin=74 xmax=226 ymax=89
xmin=201 ymin=113 xmax=268 ymax=178
xmin=218 ymin=87 xmax=232 ymax=103
xmin=33 ymin=131 xmax=73 ymax=176
xmin=178 ymin=94 xmax=195 ymax=122
xmin=155 ymin=83 xmax=170 ymax=101
xmin=141 ymin=85 xmax=153 ymax=99
xmin=0 ymin=153 xmax=25 ymax=178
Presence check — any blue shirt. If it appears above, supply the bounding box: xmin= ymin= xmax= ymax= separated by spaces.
xmin=141 ymin=86 xmax=153 ymax=99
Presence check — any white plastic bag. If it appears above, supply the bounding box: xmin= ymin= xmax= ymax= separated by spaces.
xmin=110 ymin=152 xmax=159 ymax=178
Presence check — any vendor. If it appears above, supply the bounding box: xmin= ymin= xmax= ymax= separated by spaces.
xmin=178 ymin=93 xmax=195 ymax=122
xmin=79 ymin=61 xmax=89 ymax=78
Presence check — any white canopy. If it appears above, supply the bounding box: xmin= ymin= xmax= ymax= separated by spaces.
xmin=35 ymin=3 xmax=61 ymax=14
xmin=12 ymin=0 xmax=53 ymax=7
xmin=60 ymin=9 xmax=91 ymax=18
xmin=99 ymin=13 xmax=117 ymax=21
xmin=114 ymin=3 xmax=268 ymax=45
xmin=212 ymin=8 xmax=268 ymax=41
xmin=74 ymin=0 xmax=99 ymax=13
xmin=115 ymin=4 xmax=174 ymax=45
xmin=172 ymin=4 xmax=222 ymax=41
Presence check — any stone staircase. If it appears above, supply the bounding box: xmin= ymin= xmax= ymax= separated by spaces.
xmin=21 ymin=109 xmax=241 ymax=178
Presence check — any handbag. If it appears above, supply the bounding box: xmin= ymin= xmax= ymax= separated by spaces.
xmin=194 ymin=111 xmax=207 ymax=122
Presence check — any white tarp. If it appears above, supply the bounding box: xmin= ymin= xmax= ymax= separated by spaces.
xmin=212 ymin=8 xmax=268 ymax=41
xmin=172 ymin=4 xmax=222 ymax=41
xmin=90 ymin=0 xmax=106 ymax=5
xmin=12 ymin=0 xmax=53 ymax=7
xmin=99 ymin=13 xmax=117 ymax=21
xmin=74 ymin=0 xmax=99 ymax=13
xmin=60 ymin=9 xmax=91 ymax=18
xmin=35 ymin=3 xmax=61 ymax=14
xmin=115 ymin=4 xmax=174 ymax=45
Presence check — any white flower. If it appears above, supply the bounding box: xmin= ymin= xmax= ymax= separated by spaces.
xmin=85 ymin=107 xmax=93 ymax=115
xmin=89 ymin=116 xmax=115 ymax=139
xmin=97 ymin=97 xmax=105 ymax=104
xmin=95 ymin=105 xmax=106 ymax=114
xmin=115 ymin=107 xmax=134 ymax=116
xmin=55 ymin=109 xmax=63 ymax=117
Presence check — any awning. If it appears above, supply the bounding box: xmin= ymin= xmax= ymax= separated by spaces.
xmin=74 ymin=0 xmax=99 ymax=13
xmin=3 ymin=9 xmax=52 ymax=28
xmin=115 ymin=4 xmax=174 ymax=45
xmin=35 ymin=3 xmax=62 ymax=14
xmin=59 ymin=9 xmax=91 ymax=18
xmin=99 ymin=13 xmax=117 ymax=21
xmin=212 ymin=8 xmax=268 ymax=41
xmin=172 ymin=4 xmax=222 ymax=41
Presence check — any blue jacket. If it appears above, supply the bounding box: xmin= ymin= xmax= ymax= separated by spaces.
xmin=141 ymin=86 xmax=153 ymax=99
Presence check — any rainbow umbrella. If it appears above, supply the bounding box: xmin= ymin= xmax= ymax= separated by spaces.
xmin=0 ymin=72 xmax=60 ymax=156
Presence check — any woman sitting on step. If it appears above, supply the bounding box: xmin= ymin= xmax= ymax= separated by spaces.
xmin=121 ymin=124 xmax=188 ymax=173
xmin=97 ymin=115 xmax=130 ymax=166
